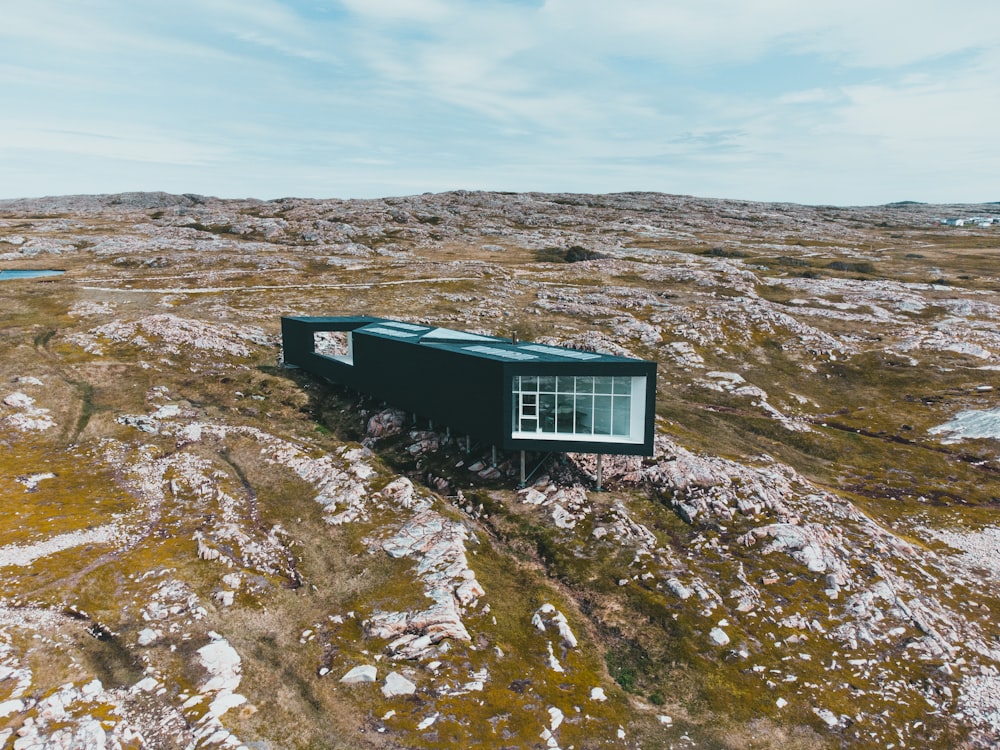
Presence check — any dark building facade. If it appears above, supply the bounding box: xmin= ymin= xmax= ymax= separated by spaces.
xmin=281 ymin=316 xmax=657 ymax=456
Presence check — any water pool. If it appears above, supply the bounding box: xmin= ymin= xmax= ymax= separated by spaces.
xmin=0 ymin=269 xmax=65 ymax=280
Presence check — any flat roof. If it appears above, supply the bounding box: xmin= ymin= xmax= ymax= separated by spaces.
xmin=353 ymin=319 xmax=640 ymax=364
xmin=286 ymin=316 xmax=645 ymax=364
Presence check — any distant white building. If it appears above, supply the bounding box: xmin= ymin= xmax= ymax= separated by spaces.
xmin=938 ymin=216 xmax=996 ymax=227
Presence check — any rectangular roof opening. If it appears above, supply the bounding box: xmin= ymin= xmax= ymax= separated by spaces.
xmin=520 ymin=344 xmax=601 ymax=360
xmin=364 ymin=326 xmax=421 ymax=339
xmin=463 ymin=345 xmax=538 ymax=361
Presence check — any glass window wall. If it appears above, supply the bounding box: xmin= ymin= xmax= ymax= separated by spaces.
xmin=513 ymin=374 xmax=638 ymax=439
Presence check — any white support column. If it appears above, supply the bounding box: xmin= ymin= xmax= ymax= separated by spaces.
xmin=520 ymin=451 xmax=526 ymax=486
xmin=595 ymin=453 xmax=603 ymax=491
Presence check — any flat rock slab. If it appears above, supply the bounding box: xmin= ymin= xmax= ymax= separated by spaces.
xmin=341 ymin=665 xmax=377 ymax=684
xmin=382 ymin=671 xmax=416 ymax=697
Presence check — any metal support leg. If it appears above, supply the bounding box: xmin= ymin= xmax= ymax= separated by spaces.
xmin=595 ymin=453 xmax=603 ymax=492
xmin=465 ymin=436 xmax=471 ymax=454
xmin=491 ymin=445 xmax=497 ymax=467
xmin=520 ymin=451 xmax=526 ymax=487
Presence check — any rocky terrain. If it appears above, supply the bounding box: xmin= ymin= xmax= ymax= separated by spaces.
xmin=0 ymin=190 xmax=998 ymax=749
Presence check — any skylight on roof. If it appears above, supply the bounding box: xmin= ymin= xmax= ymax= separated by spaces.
xmin=521 ymin=344 xmax=601 ymax=360
xmin=365 ymin=326 xmax=419 ymax=338
xmin=382 ymin=321 xmax=428 ymax=332
xmin=464 ymin=345 xmax=537 ymax=361
xmin=422 ymin=327 xmax=496 ymax=342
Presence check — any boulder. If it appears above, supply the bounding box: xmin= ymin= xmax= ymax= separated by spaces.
xmin=366 ymin=409 xmax=407 ymax=439
xmin=382 ymin=672 xmax=416 ymax=697
xmin=341 ymin=665 xmax=377 ymax=684
xmin=709 ymin=627 xmax=730 ymax=646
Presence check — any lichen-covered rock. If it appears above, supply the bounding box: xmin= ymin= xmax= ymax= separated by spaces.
xmin=533 ymin=603 xmax=579 ymax=650
xmin=78 ymin=313 xmax=272 ymax=357
xmin=364 ymin=509 xmax=485 ymax=659
xmin=382 ymin=671 xmax=416 ymax=697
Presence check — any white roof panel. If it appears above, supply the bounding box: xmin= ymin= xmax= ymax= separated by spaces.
xmin=382 ymin=320 xmax=429 ymax=332
xmin=422 ymin=327 xmax=497 ymax=342
xmin=521 ymin=344 xmax=601 ymax=360
xmin=365 ymin=326 xmax=420 ymax=338
xmin=463 ymin=345 xmax=538 ymax=361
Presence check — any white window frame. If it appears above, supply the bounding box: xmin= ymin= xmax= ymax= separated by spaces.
xmin=511 ymin=374 xmax=646 ymax=444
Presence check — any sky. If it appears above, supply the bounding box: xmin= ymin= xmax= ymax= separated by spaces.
xmin=1 ymin=0 xmax=998 ymax=205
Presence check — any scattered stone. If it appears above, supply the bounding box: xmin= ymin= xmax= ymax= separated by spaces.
xmin=548 ymin=706 xmax=564 ymax=730
xmin=709 ymin=628 xmax=730 ymax=646
xmin=416 ymin=713 xmax=438 ymax=730
xmin=16 ymin=472 xmax=56 ymax=492
xmin=532 ymin=604 xmax=578 ymax=648
xmin=81 ymin=314 xmax=271 ymax=358
xmin=666 ymin=578 xmax=693 ymax=600
xmin=198 ymin=636 xmax=242 ymax=693
xmin=2 ymin=391 xmax=56 ymax=431
xmin=382 ymin=672 xmax=416 ymax=697
xmin=3 ymin=392 xmax=34 ymax=409
xmin=520 ymin=488 xmax=546 ymax=505
xmin=545 ymin=642 xmax=564 ymax=673
xmin=813 ymin=707 xmax=839 ymax=728
xmin=341 ymin=665 xmax=377 ymax=684
xmin=134 ymin=676 xmax=159 ymax=692
xmin=0 ymin=525 xmax=122 ymax=569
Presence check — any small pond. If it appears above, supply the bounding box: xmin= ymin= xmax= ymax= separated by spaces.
xmin=0 ymin=269 xmax=65 ymax=280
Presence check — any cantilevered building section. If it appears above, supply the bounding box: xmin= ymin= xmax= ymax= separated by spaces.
xmin=281 ymin=316 xmax=657 ymax=457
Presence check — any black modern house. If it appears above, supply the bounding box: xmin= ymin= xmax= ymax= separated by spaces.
xmin=282 ymin=316 xmax=657 ymax=479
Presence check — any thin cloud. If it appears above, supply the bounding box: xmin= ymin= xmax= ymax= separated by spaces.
xmin=778 ymin=88 xmax=839 ymax=105
xmin=0 ymin=120 xmax=229 ymax=166
xmin=0 ymin=0 xmax=997 ymax=203
xmin=336 ymin=0 xmax=453 ymax=23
